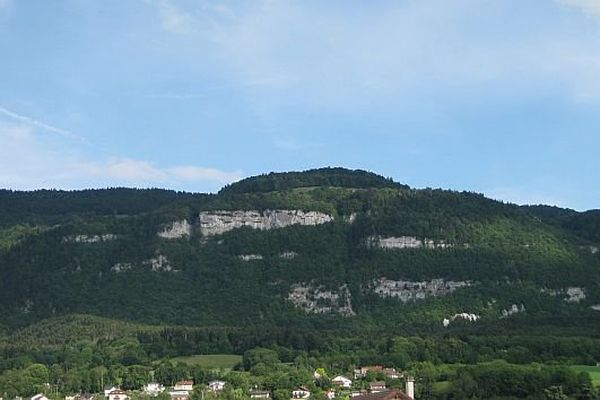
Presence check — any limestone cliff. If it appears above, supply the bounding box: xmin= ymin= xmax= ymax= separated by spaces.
xmin=158 ymin=220 xmax=192 ymax=239
xmin=198 ymin=210 xmax=333 ymax=236
xmin=372 ymin=278 xmax=472 ymax=302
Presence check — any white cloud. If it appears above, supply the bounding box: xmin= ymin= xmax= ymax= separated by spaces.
xmin=557 ymin=0 xmax=600 ymax=18
xmin=145 ymin=0 xmax=600 ymax=108
xmin=0 ymin=119 xmax=242 ymax=191
xmin=157 ymin=0 xmax=195 ymax=34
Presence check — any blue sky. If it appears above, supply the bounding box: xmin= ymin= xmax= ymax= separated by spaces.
xmin=1 ymin=0 xmax=599 ymax=210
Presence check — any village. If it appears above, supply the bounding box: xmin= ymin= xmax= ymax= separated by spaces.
xmin=0 ymin=366 xmax=415 ymax=400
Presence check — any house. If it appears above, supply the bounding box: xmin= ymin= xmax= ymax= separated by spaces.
xmin=143 ymin=383 xmax=165 ymax=396
xmin=174 ymin=381 xmax=194 ymax=392
xmin=331 ymin=376 xmax=352 ymax=389
xmin=104 ymin=388 xmax=120 ymax=397
xmin=325 ymin=390 xmax=336 ymax=400
xmin=208 ymin=380 xmax=227 ymax=392
xmin=292 ymin=386 xmax=311 ymax=399
xmin=107 ymin=390 xmax=128 ymax=400
xmin=249 ymin=390 xmax=271 ymax=399
xmin=369 ymin=382 xmax=386 ymax=393
xmin=354 ymin=366 xmax=383 ymax=379
xmin=30 ymin=395 xmax=50 ymax=400
xmin=349 ymin=389 xmax=412 ymax=400
xmin=383 ymin=368 xmax=402 ymax=380
xmin=168 ymin=391 xmax=189 ymax=400
xmin=66 ymin=394 xmax=94 ymax=400
xmin=350 ymin=391 xmax=368 ymax=397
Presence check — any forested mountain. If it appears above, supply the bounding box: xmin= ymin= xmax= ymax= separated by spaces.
xmin=1 ymin=167 xmax=599 ymax=333
xmin=2 ymin=168 xmax=600 ymax=398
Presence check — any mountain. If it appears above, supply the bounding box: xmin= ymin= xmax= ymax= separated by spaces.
xmin=1 ymin=167 xmax=599 ymax=335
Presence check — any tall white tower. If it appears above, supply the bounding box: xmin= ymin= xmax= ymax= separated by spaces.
xmin=405 ymin=376 xmax=415 ymax=399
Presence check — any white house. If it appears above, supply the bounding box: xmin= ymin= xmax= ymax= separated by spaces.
xmin=30 ymin=395 xmax=50 ymax=400
xmin=383 ymin=368 xmax=402 ymax=380
xmin=331 ymin=376 xmax=352 ymax=389
xmin=143 ymin=383 xmax=165 ymax=397
xmin=292 ymin=386 xmax=311 ymax=399
xmin=249 ymin=390 xmax=270 ymax=399
xmin=174 ymin=381 xmax=194 ymax=392
xmin=107 ymin=390 xmax=128 ymax=400
xmin=168 ymin=391 xmax=189 ymax=400
xmin=325 ymin=390 xmax=336 ymax=400
xmin=353 ymin=366 xmax=383 ymax=379
xmin=104 ymin=388 xmax=120 ymax=397
xmin=369 ymin=382 xmax=386 ymax=393
xmin=208 ymin=380 xmax=226 ymax=392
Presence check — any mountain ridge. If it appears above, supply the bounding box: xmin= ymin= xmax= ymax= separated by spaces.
xmin=0 ymin=168 xmax=599 ymax=333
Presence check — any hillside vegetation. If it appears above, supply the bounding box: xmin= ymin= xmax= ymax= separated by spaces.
xmin=1 ymin=168 xmax=600 ymax=398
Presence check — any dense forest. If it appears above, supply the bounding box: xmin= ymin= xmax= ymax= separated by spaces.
xmin=1 ymin=168 xmax=599 ymax=399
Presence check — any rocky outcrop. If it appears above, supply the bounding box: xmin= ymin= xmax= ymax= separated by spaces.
xmin=111 ymin=262 xmax=132 ymax=273
xmin=198 ymin=210 xmax=333 ymax=236
xmin=64 ymin=234 xmax=117 ymax=243
xmin=501 ymin=304 xmax=526 ymax=318
xmin=372 ymin=278 xmax=472 ymax=302
xmin=367 ymin=236 xmax=453 ymax=249
xmin=158 ymin=220 xmax=192 ymax=239
xmin=279 ymin=251 xmax=298 ymax=259
xmin=591 ymin=305 xmax=600 ymax=311
xmin=143 ymin=254 xmax=176 ymax=272
xmin=288 ymin=283 xmax=354 ymax=316
xmin=581 ymin=245 xmax=599 ymax=254
xmin=238 ymin=254 xmax=263 ymax=261
xmin=443 ymin=313 xmax=480 ymax=327
xmin=565 ymin=287 xmax=586 ymax=302
xmin=542 ymin=287 xmax=586 ymax=303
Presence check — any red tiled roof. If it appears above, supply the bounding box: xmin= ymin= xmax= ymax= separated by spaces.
xmin=351 ymin=389 xmax=412 ymax=400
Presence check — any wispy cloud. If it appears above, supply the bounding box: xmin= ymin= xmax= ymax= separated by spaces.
xmin=157 ymin=0 xmax=195 ymax=34
xmin=81 ymin=159 xmax=242 ymax=185
xmin=144 ymin=0 xmax=600 ymax=108
xmin=0 ymin=120 xmax=242 ymax=191
xmin=557 ymin=0 xmax=600 ymax=18
xmin=0 ymin=105 xmax=83 ymax=141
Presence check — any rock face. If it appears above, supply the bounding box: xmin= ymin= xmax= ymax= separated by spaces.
xmin=158 ymin=220 xmax=192 ymax=239
xmin=64 ymin=234 xmax=117 ymax=243
xmin=501 ymin=304 xmax=526 ymax=318
xmin=565 ymin=287 xmax=586 ymax=302
xmin=143 ymin=254 xmax=176 ymax=272
xmin=443 ymin=313 xmax=480 ymax=327
xmin=279 ymin=251 xmax=298 ymax=259
xmin=238 ymin=254 xmax=263 ymax=261
xmin=288 ymin=283 xmax=355 ymax=316
xmin=198 ymin=210 xmax=333 ymax=236
xmin=111 ymin=263 xmax=132 ymax=273
xmin=372 ymin=278 xmax=472 ymax=302
xmin=367 ymin=236 xmax=452 ymax=249
xmin=543 ymin=287 xmax=586 ymax=303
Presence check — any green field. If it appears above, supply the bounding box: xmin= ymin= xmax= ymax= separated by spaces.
xmin=571 ymin=365 xmax=600 ymax=387
xmin=169 ymin=354 xmax=242 ymax=370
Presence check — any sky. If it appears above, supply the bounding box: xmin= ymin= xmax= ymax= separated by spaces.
xmin=1 ymin=0 xmax=599 ymax=210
